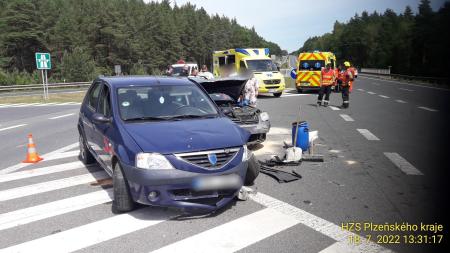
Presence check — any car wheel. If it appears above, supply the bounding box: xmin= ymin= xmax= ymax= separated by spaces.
xmin=245 ymin=153 xmax=260 ymax=186
xmin=273 ymin=92 xmax=282 ymax=97
xmin=79 ymin=133 xmax=95 ymax=165
xmin=113 ymin=162 xmax=135 ymax=213
xmin=296 ymin=88 xmax=303 ymax=93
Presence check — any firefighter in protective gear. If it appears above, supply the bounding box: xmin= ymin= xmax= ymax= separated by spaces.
xmin=317 ymin=63 xmax=335 ymax=107
xmin=347 ymin=63 xmax=357 ymax=92
xmin=341 ymin=61 xmax=354 ymax=108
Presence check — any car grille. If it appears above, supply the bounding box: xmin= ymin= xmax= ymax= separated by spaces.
xmin=263 ymin=79 xmax=281 ymax=85
xmin=231 ymin=114 xmax=259 ymax=124
xmin=175 ymin=148 xmax=240 ymax=169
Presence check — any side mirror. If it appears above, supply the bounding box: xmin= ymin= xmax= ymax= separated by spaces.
xmin=92 ymin=113 xmax=111 ymax=124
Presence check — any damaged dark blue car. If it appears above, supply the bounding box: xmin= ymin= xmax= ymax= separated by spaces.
xmin=78 ymin=76 xmax=258 ymax=213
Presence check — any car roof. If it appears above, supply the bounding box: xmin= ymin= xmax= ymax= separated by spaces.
xmin=99 ymin=76 xmax=195 ymax=88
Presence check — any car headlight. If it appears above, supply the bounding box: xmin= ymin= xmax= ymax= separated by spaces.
xmin=136 ymin=153 xmax=174 ymax=170
xmin=260 ymin=112 xmax=270 ymax=121
xmin=242 ymin=145 xmax=249 ymax=161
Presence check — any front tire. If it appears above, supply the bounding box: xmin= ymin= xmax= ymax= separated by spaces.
xmin=296 ymin=88 xmax=303 ymax=93
xmin=273 ymin=92 xmax=282 ymax=97
xmin=79 ymin=133 xmax=95 ymax=165
xmin=113 ymin=162 xmax=135 ymax=213
xmin=245 ymin=153 xmax=260 ymax=186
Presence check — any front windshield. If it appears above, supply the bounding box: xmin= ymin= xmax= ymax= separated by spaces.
xmin=245 ymin=60 xmax=278 ymax=72
xmin=117 ymin=85 xmax=218 ymax=121
xmin=171 ymin=67 xmax=184 ymax=76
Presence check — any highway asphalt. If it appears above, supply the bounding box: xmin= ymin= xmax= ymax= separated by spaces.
xmin=0 ymin=76 xmax=448 ymax=253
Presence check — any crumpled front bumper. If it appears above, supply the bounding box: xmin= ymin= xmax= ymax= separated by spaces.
xmin=122 ymin=161 xmax=248 ymax=213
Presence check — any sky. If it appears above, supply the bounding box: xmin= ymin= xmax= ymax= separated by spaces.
xmin=161 ymin=0 xmax=446 ymax=52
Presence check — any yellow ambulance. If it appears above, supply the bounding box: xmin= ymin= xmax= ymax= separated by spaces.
xmin=296 ymin=51 xmax=336 ymax=93
xmin=212 ymin=48 xmax=285 ymax=97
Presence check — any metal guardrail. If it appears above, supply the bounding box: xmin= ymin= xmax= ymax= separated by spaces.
xmin=361 ymin=68 xmax=390 ymax=75
xmin=360 ymin=68 xmax=449 ymax=86
xmin=0 ymin=82 xmax=91 ymax=92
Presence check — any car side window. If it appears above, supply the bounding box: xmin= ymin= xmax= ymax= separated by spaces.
xmin=88 ymin=82 xmax=102 ymax=110
xmin=98 ymin=85 xmax=111 ymax=117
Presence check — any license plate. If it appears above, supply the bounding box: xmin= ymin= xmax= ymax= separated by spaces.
xmin=300 ymin=82 xmax=310 ymax=86
xmin=192 ymin=174 xmax=242 ymax=191
xmin=268 ymin=89 xmax=277 ymax=93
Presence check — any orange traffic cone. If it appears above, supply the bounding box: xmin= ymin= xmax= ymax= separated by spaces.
xmin=22 ymin=134 xmax=43 ymax=163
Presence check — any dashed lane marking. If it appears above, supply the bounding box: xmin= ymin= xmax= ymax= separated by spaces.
xmin=384 ymin=152 xmax=423 ymax=175
xmin=359 ymin=75 xmax=450 ymax=91
xmin=417 ymin=106 xmax=438 ymax=112
xmin=151 ymin=208 xmax=300 ymax=253
xmin=0 ymin=171 xmax=108 ymax=202
xmin=357 ymin=88 xmax=365 ymax=91
xmin=0 ymin=124 xmax=27 ymax=132
xmin=395 ymin=99 xmax=407 ymax=103
xmin=0 ymin=189 xmax=113 ymax=231
xmin=49 ymin=113 xmax=75 ymax=119
xmin=399 ymin=88 xmax=414 ymax=92
xmin=378 ymin=95 xmax=390 ymax=98
xmin=367 ymin=91 xmax=376 ymax=95
xmin=357 ymin=129 xmax=380 ymax=141
xmin=339 ymin=114 xmax=354 ymax=121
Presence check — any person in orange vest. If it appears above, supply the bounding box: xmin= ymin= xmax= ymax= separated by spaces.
xmin=348 ymin=63 xmax=357 ymax=92
xmin=341 ymin=61 xmax=354 ymax=108
xmin=317 ymin=63 xmax=335 ymax=107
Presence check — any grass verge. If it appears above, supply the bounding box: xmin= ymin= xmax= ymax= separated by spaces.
xmin=0 ymin=91 xmax=86 ymax=104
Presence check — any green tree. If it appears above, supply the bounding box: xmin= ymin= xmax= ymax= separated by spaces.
xmin=61 ymin=48 xmax=95 ymax=82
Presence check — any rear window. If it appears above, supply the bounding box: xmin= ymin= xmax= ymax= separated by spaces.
xmin=117 ymin=85 xmax=218 ymax=121
xmin=299 ymin=60 xmax=325 ymax=71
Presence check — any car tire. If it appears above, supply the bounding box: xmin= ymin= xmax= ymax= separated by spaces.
xmin=113 ymin=162 xmax=135 ymax=213
xmin=273 ymin=92 xmax=282 ymax=97
xmin=245 ymin=153 xmax=260 ymax=186
xmin=79 ymin=133 xmax=95 ymax=165
xmin=296 ymin=88 xmax=303 ymax=93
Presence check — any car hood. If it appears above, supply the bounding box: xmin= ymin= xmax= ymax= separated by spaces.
xmin=122 ymin=117 xmax=249 ymax=154
xmin=193 ymin=77 xmax=247 ymax=101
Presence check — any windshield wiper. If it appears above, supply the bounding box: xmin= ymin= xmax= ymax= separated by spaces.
xmin=167 ymin=114 xmax=218 ymax=120
xmin=124 ymin=116 xmax=169 ymax=121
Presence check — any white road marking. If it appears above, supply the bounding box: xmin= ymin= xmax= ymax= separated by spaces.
xmin=417 ymin=106 xmax=438 ymax=112
xmin=0 ymin=171 xmax=108 ymax=201
xmin=0 ymin=142 xmax=78 ymax=175
xmin=360 ymin=75 xmax=450 ymax=91
xmin=0 ymin=189 xmax=113 ymax=231
xmin=45 ymin=150 xmax=79 ymax=161
xmin=378 ymin=95 xmax=390 ymax=98
xmin=152 ymin=208 xmax=299 ymax=253
xmin=329 ymin=106 xmax=340 ymax=111
xmin=339 ymin=114 xmax=354 ymax=121
xmin=0 ymin=124 xmax=27 ymax=132
xmin=357 ymin=88 xmax=365 ymax=91
xmin=0 ymin=161 xmax=84 ymax=183
xmin=367 ymin=91 xmax=376 ymax=95
xmin=399 ymin=88 xmax=414 ymax=92
xmin=371 ymin=82 xmax=380 ymax=85
xmin=1 ymin=208 xmax=173 ymax=253
xmin=357 ymin=129 xmax=380 ymax=141
xmin=395 ymin=99 xmax=407 ymax=103
xmin=49 ymin=113 xmax=75 ymax=119
xmin=319 ymin=242 xmax=361 ymax=253
xmin=281 ymin=94 xmax=311 ymax=97
xmin=243 ymin=188 xmax=393 ymax=253
xmin=384 ymin=152 xmax=423 ymax=175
